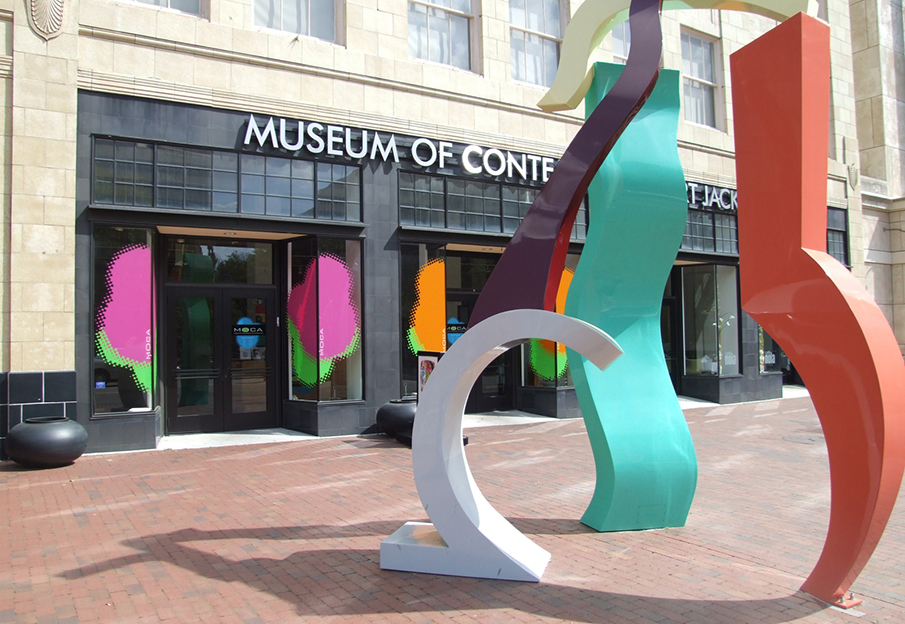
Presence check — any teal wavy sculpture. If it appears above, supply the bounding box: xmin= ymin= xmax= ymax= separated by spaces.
xmin=565 ymin=63 xmax=697 ymax=531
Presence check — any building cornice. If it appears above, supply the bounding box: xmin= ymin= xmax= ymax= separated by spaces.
xmin=77 ymin=25 xmax=585 ymax=155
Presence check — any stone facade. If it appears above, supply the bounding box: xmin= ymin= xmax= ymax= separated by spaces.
xmin=0 ymin=0 xmax=874 ymax=453
xmin=852 ymin=0 xmax=905 ymax=351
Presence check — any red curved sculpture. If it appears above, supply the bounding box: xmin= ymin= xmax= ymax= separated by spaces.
xmin=731 ymin=13 xmax=905 ymax=607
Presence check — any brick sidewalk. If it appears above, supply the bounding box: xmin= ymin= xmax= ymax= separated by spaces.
xmin=1 ymin=396 xmax=903 ymax=623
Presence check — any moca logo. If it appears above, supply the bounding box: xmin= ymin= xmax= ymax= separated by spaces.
xmin=233 ymin=326 xmax=264 ymax=336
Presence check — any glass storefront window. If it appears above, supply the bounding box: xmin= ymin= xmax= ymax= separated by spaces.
xmin=682 ymin=264 xmax=739 ymax=376
xmin=166 ymin=239 xmax=273 ymax=284
xmin=716 ymin=265 xmax=739 ymax=375
xmin=93 ymin=227 xmax=155 ymax=415
xmin=401 ymin=243 xmax=447 ymax=396
xmin=522 ymin=255 xmax=578 ymax=388
xmin=759 ymin=327 xmax=789 ymax=374
xmin=287 ymin=237 xmax=363 ymax=401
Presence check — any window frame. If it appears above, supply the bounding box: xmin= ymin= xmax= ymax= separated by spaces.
xmin=681 ymin=264 xmax=740 ymax=378
xmin=827 ymin=206 xmax=849 ymax=267
xmin=611 ymin=19 xmax=630 ymax=64
xmin=287 ymin=236 xmax=364 ymax=403
xmin=90 ymin=224 xmax=158 ymax=419
xmin=130 ymin=0 xmax=206 ymax=17
xmin=91 ymin=137 xmax=362 ymax=224
xmin=509 ymin=0 xmax=565 ymax=87
xmin=252 ymin=0 xmax=342 ymax=44
xmin=680 ymin=30 xmax=722 ymax=130
xmin=398 ymin=170 xmax=587 ymax=241
xmin=408 ymin=0 xmax=476 ymax=71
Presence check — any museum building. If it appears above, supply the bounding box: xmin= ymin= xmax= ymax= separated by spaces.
xmin=0 ymin=0 xmax=868 ymax=456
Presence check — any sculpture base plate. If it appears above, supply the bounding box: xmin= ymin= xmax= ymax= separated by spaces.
xmin=380 ymin=522 xmax=549 ymax=582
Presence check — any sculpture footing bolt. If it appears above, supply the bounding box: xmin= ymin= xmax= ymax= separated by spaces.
xmin=828 ymin=593 xmax=863 ymax=609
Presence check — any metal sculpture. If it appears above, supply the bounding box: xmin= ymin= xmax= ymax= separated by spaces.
xmin=381 ymin=0 xmax=902 ymax=604
xmin=565 ymin=65 xmax=696 ymax=532
xmin=468 ymin=0 xmax=667 ymax=326
xmin=731 ymin=13 xmax=905 ymax=607
xmin=469 ymin=0 xmax=808 ymax=533
xmin=380 ymin=310 xmax=622 ymax=581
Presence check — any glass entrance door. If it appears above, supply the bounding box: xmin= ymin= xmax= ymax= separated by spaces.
xmin=447 ymin=290 xmax=516 ymax=413
xmin=661 ymin=298 xmax=680 ymax=390
xmin=166 ymin=286 xmax=277 ymax=433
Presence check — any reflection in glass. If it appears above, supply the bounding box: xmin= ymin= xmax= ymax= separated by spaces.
xmin=683 ymin=265 xmax=718 ymax=375
xmin=401 ymin=243 xmax=446 ymax=396
xmin=166 ymin=239 xmax=273 ymax=285
xmin=759 ymin=327 xmax=789 ymax=374
xmin=682 ymin=264 xmax=739 ymax=376
xmin=175 ymin=296 xmax=214 ymax=417
xmin=522 ymin=257 xmax=577 ymax=388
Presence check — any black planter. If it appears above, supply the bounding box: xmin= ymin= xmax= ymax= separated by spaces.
xmin=6 ymin=416 xmax=89 ymax=468
xmin=376 ymin=397 xmax=418 ymax=437
xmin=376 ymin=397 xmax=468 ymax=448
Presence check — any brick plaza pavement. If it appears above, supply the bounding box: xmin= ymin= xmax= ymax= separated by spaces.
xmin=1 ymin=396 xmax=903 ymax=623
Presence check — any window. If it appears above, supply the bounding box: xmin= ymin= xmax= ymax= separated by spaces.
xmin=510 ymin=0 xmax=562 ymax=87
xmin=502 ymin=186 xmax=535 ymax=233
xmin=94 ymin=139 xmax=154 ymax=208
xmin=135 ymin=0 xmax=201 ymax=15
xmin=157 ymin=146 xmax=238 ymax=212
xmin=827 ymin=207 xmax=848 ymax=266
xmin=448 ymin=179 xmax=501 ymax=232
xmin=93 ymin=139 xmax=361 ymax=223
xmin=287 ymin=237 xmax=363 ymax=401
xmin=681 ymin=32 xmax=718 ymax=128
xmin=93 ymin=227 xmax=155 ymax=416
xmin=522 ymin=254 xmax=579 ymax=389
xmin=399 ymin=172 xmax=587 ymax=240
xmin=400 ymin=243 xmax=446 ymax=395
xmin=408 ymin=0 xmax=472 ymax=70
xmin=612 ymin=19 xmax=630 ymax=64
xmin=254 ymin=0 xmax=336 ymax=42
xmin=165 ymin=239 xmax=273 ymax=284
xmin=681 ymin=209 xmax=737 ymax=254
xmin=682 ymin=264 xmax=739 ymax=376
xmin=759 ymin=327 xmax=790 ymax=374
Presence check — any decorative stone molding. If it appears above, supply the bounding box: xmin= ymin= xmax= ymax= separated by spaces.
xmin=27 ymin=0 xmax=65 ymax=41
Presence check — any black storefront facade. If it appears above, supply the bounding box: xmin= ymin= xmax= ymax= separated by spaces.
xmin=74 ymin=92 xmax=802 ymax=454
xmin=75 ymin=92 xmax=578 ymax=453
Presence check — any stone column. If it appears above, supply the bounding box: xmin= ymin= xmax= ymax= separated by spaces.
xmin=9 ymin=0 xmax=78 ymax=372
xmin=851 ymin=0 xmax=905 ymax=352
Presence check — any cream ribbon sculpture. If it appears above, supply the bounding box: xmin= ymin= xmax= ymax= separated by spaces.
xmin=538 ymin=0 xmax=816 ymax=112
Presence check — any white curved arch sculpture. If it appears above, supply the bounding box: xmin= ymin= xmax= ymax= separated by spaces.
xmin=380 ymin=310 xmax=622 ymax=581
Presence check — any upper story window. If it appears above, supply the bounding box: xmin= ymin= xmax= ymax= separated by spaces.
xmin=399 ymin=171 xmax=587 ymax=241
xmin=408 ymin=0 xmax=472 ymax=70
xmin=681 ymin=31 xmax=719 ymax=128
xmin=254 ymin=0 xmax=337 ymax=42
xmin=509 ymin=0 xmax=562 ymax=87
xmin=612 ymin=20 xmax=630 ymax=64
xmin=136 ymin=0 xmax=201 ymax=14
xmin=93 ymin=138 xmax=361 ymax=223
xmin=827 ymin=207 xmax=849 ymax=266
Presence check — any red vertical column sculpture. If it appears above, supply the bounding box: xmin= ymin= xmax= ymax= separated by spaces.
xmin=731 ymin=13 xmax=905 ymax=607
